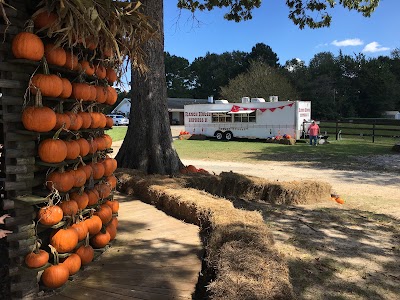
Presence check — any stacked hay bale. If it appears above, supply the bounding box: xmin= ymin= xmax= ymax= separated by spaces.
xmin=117 ymin=169 xmax=295 ymax=300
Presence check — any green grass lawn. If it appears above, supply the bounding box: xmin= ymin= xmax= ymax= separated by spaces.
xmin=174 ymin=138 xmax=397 ymax=170
xmin=107 ymin=126 xmax=128 ymax=142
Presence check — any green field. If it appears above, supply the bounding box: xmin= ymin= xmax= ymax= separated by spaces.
xmin=107 ymin=126 xmax=128 ymax=141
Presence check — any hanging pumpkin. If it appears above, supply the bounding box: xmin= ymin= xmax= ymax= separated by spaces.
xmin=105 ymin=200 xmax=119 ymax=214
xmin=80 ymin=60 xmax=95 ymax=76
xmin=59 ymin=78 xmax=72 ymax=99
xmin=71 ymin=83 xmax=91 ymax=101
xmin=101 ymin=134 xmax=113 ymax=149
xmin=89 ymin=112 xmax=101 ymax=129
xmin=60 ymin=253 xmax=81 ymax=276
xmin=44 ymin=44 xmax=66 ymax=67
xmin=90 ymin=231 xmax=110 ymax=249
xmin=85 ymin=38 xmax=97 ymax=51
xmin=76 ymin=138 xmax=90 ymax=157
xmin=94 ymin=137 xmax=106 ymax=151
xmin=12 ymin=32 xmax=44 ymax=61
xmin=65 ymin=111 xmax=83 ymax=131
xmin=95 ymin=86 xmax=108 ymax=104
xmin=58 ymin=197 xmax=79 ymax=217
xmin=106 ymin=222 xmax=117 ymax=241
xmin=46 ymin=168 xmax=75 ymax=193
xmin=86 ymin=189 xmax=100 ymax=206
xmin=89 ymin=161 xmax=105 ymax=180
xmin=41 ymin=245 xmax=70 ymax=289
xmin=71 ymin=221 xmax=89 ymax=241
xmin=95 ymin=204 xmax=112 ymax=224
xmin=73 ymin=167 xmax=86 ymax=188
xmin=25 ymin=248 xmax=49 ymax=269
xmin=106 ymin=68 xmax=117 ymax=84
xmin=50 ymin=227 xmax=79 ymax=253
xmin=102 ymin=157 xmax=114 ymax=176
xmin=30 ymin=73 xmax=63 ymax=98
xmin=64 ymin=139 xmax=80 ymax=160
xmin=84 ymin=215 xmax=102 ymax=235
xmin=110 ymin=217 xmax=118 ymax=229
xmin=89 ymin=85 xmax=97 ymax=102
xmin=38 ymin=137 xmax=67 ymax=164
xmin=75 ymin=235 xmax=94 ymax=265
xmin=32 ymin=10 xmax=58 ymax=29
xmin=105 ymin=175 xmax=117 ymax=190
xmin=37 ymin=204 xmax=63 ymax=226
xmin=95 ymin=63 xmax=106 ymax=79
xmin=105 ymin=86 xmax=118 ymax=105
xmin=78 ymin=111 xmax=92 ymax=129
xmin=53 ymin=113 xmax=71 ymax=130
xmin=70 ymin=189 xmax=89 ymax=210
xmin=96 ymin=182 xmax=112 ymax=199
xmin=106 ymin=116 xmax=113 ymax=128
xmin=22 ymin=90 xmax=56 ymax=132
xmin=98 ymin=113 xmax=107 ymax=128
xmin=87 ymin=138 xmax=98 ymax=154
xmin=78 ymin=163 xmax=92 ymax=181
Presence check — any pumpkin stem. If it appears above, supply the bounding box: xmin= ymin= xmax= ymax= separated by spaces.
xmin=49 ymin=244 xmax=60 ymax=265
xmin=42 ymin=56 xmax=50 ymax=75
xmin=24 ymin=19 xmax=34 ymax=33
xmin=53 ymin=123 xmax=65 ymax=139
xmin=34 ymin=89 xmax=43 ymax=107
xmin=84 ymin=232 xmax=90 ymax=247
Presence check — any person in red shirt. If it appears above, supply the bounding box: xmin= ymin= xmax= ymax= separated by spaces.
xmin=307 ymin=121 xmax=320 ymax=146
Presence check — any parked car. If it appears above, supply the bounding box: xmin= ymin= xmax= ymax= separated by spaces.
xmin=107 ymin=114 xmax=129 ymax=126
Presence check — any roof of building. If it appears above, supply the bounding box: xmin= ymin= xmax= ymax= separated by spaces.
xmin=167 ymin=98 xmax=208 ymax=109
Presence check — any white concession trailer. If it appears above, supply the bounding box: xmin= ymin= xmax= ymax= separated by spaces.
xmin=184 ymin=99 xmax=312 ymax=140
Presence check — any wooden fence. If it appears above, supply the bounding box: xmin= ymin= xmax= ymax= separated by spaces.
xmin=318 ymin=119 xmax=400 ymax=143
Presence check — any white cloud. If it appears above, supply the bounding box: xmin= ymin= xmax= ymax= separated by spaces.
xmin=331 ymin=38 xmax=364 ymax=47
xmin=362 ymin=42 xmax=390 ymax=53
xmin=316 ymin=43 xmax=328 ymax=48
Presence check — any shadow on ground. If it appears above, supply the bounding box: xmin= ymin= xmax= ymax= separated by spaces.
xmin=228 ymin=198 xmax=400 ymax=300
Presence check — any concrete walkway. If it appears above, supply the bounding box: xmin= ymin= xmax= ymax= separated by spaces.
xmin=45 ymin=194 xmax=203 ymax=299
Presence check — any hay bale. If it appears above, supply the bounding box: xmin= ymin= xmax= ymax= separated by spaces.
xmin=185 ymin=171 xmax=331 ymax=205
xmin=279 ymin=138 xmax=296 ymax=145
xmin=115 ymin=170 xmax=295 ymax=300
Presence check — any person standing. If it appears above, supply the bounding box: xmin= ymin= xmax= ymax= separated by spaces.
xmin=307 ymin=121 xmax=320 ymax=146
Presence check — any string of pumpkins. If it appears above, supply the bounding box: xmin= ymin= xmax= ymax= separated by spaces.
xmin=12 ymin=10 xmax=122 ymax=290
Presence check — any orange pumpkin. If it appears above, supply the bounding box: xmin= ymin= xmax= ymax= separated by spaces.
xmin=106 ymin=116 xmax=113 ymax=128
xmin=186 ymin=165 xmax=198 ymax=173
xmin=94 ymin=137 xmax=107 ymax=151
xmin=102 ymin=134 xmax=113 ymax=149
xmin=80 ymin=60 xmax=95 ymax=76
xmin=95 ymin=204 xmax=112 ymax=224
xmin=335 ymin=197 xmax=345 ymax=204
xmin=59 ymin=77 xmax=72 ymax=98
xmin=90 ymin=231 xmax=110 ymax=249
xmin=98 ymin=113 xmax=107 ymax=128
xmin=37 ymin=205 xmax=63 ymax=226
xmin=58 ymin=199 xmax=78 ymax=216
xmin=64 ymin=139 xmax=80 ymax=160
xmin=12 ymin=32 xmax=44 ymax=61
xmin=102 ymin=157 xmax=114 ymax=176
xmin=106 ymin=68 xmax=117 ymax=84
xmin=30 ymin=74 xmax=63 ymax=98
xmin=61 ymin=253 xmax=81 ymax=276
xmin=89 ymin=162 xmax=104 ymax=180
xmin=75 ymin=244 xmax=94 ymax=265
xmin=73 ymin=168 xmax=86 ymax=188
xmin=95 ymin=86 xmax=108 ymax=104
xmin=79 ymin=164 xmax=92 ymax=180
xmin=105 ymin=200 xmax=119 ymax=214
xmin=38 ymin=138 xmax=67 ymax=163
xmin=25 ymin=249 xmax=49 ymax=268
xmin=105 ymin=86 xmax=117 ymax=105
xmin=89 ymin=85 xmax=97 ymax=102
xmin=41 ymin=263 xmax=69 ymax=289
xmin=70 ymin=191 xmax=89 ymax=210
xmin=95 ymin=64 xmax=106 ymax=79
xmin=22 ymin=92 xmax=56 ymax=132
xmin=46 ymin=169 xmax=75 ymax=192
xmin=86 ymin=189 xmax=100 ymax=206
xmin=110 ymin=217 xmax=118 ymax=229
xmin=71 ymin=83 xmax=91 ymax=101
xmin=65 ymin=112 xmax=83 ymax=131
xmin=106 ymin=222 xmax=117 ymax=241
xmin=87 ymin=138 xmax=98 ymax=154
xmin=32 ymin=11 xmax=58 ymax=29
xmin=78 ymin=112 xmax=92 ymax=129
xmin=71 ymin=221 xmax=88 ymax=241
xmin=105 ymin=175 xmax=117 ymax=189
xmin=96 ymin=183 xmax=111 ymax=199
xmin=53 ymin=113 xmax=71 ymax=130
xmin=76 ymin=138 xmax=90 ymax=157
xmin=50 ymin=227 xmax=79 ymax=253
xmin=85 ymin=215 xmax=102 ymax=235
xmin=44 ymin=44 xmax=66 ymax=67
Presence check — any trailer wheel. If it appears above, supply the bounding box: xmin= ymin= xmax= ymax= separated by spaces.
xmin=224 ymin=131 xmax=233 ymax=141
xmin=215 ymin=131 xmax=224 ymax=140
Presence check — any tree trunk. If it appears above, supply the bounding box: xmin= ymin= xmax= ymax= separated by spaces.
xmin=115 ymin=0 xmax=182 ymax=175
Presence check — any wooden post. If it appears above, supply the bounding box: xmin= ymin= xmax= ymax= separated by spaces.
xmin=372 ymin=122 xmax=376 ymax=143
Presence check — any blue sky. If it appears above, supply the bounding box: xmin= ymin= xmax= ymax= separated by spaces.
xmin=164 ymin=0 xmax=399 ymax=65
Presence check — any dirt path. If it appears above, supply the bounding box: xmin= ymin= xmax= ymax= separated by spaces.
xmin=181 ymin=159 xmax=400 ymax=219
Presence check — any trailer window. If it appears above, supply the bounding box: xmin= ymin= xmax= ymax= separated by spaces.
xmin=234 ymin=111 xmax=256 ymax=123
xmin=212 ymin=113 xmax=232 ymax=123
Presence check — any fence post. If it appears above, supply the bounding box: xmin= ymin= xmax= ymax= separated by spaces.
xmin=372 ymin=122 xmax=375 ymax=143
xmin=335 ymin=120 xmax=339 ymax=140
